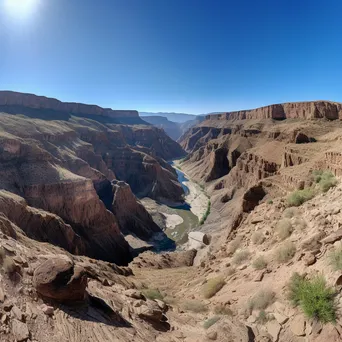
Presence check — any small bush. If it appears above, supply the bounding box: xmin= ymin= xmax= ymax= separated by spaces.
xmin=203 ymin=316 xmax=220 ymax=329
xmin=283 ymin=207 xmax=298 ymax=219
xmin=232 ymin=250 xmax=250 ymax=265
xmin=253 ymin=256 xmax=267 ymax=270
xmin=319 ymin=171 xmax=337 ymax=193
xmin=202 ymin=277 xmax=225 ymax=299
xmin=275 ymin=241 xmax=296 ymax=263
xmin=200 ymin=200 xmax=211 ymax=225
xmin=256 ymin=310 xmax=268 ymax=324
xmin=276 ymin=219 xmax=293 ymax=240
xmin=287 ymin=188 xmax=315 ymax=207
xmin=293 ymin=217 xmax=307 ymax=230
xmin=142 ymin=288 xmax=163 ymax=300
xmin=288 ymin=273 xmax=336 ymax=323
xmin=251 ymin=231 xmax=265 ymax=245
xmin=183 ymin=300 xmax=208 ymax=313
xmin=213 ymin=304 xmax=233 ymax=316
xmin=329 ymin=246 xmax=342 ymax=271
xmin=267 ymin=199 xmax=273 ymax=205
xmin=248 ymin=289 xmax=275 ymax=311
xmin=224 ymin=267 xmax=236 ymax=277
xmin=227 ymin=237 xmax=242 ymax=255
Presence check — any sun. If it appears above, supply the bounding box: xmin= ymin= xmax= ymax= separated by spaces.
xmin=3 ymin=0 xmax=39 ymax=18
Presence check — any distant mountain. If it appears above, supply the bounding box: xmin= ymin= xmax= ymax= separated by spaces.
xmin=142 ymin=115 xmax=205 ymax=141
xmin=141 ymin=116 xmax=182 ymax=141
xmin=139 ymin=112 xmax=200 ymax=123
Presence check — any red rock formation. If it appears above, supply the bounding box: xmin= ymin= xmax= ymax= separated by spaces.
xmin=0 ymin=90 xmax=138 ymax=118
xmin=111 ymin=180 xmax=161 ymax=239
xmin=205 ymin=101 xmax=342 ymax=121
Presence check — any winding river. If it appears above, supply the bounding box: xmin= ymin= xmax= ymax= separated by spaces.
xmin=163 ymin=161 xmax=207 ymax=244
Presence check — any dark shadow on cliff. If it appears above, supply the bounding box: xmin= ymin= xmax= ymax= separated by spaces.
xmin=55 ymin=294 xmax=132 ymax=328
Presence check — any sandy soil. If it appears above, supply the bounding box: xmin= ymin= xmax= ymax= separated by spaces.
xmin=162 ymin=212 xmax=184 ymax=229
xmin=183 ymin=180 xmax=208 ymax=220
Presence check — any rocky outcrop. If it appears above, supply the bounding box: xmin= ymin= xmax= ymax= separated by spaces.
xmin=141 ymin=116 xmax=182 ymax=141
xmin=111 ymin=180 xmax=161 ymax=239
xmin=205 ymin=101 xmax=342 ymax=121
xmin=33 ymin=255 xmax=87 ymax=302
xmin=0 ymin=90 xmax=138 ymax=119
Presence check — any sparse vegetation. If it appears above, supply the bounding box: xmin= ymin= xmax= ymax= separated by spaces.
xmin=202 ymin=277 xmax=225 ymax=298
xmin=142 ymin=288 xmax=164 ymax=300
xmin=319 ymin=171 xmax=337 ymax=193
xmin=275 ymin=241 xmax=296 ymax=263
xmin=253 ymin=256 xmax=267 ymax=270
xmin=283 ymin=207 xmax=298 ymax=219
xmin=275 ymin=219 xmax=293 ymax=240
xmin=224 ymin=267 xmax=236 ymax=277
xmin=288 ymin=273 xmax=336 ymax=323
xmin=200 ymin=200 xmax=211 ymax=225
xmin=213 ymin=304 xmax=233 ymax=316
xmin=293 ymin=217 xmax=307 ymax=230
xmin=256 ymin=310 xmax=271 ymax=324
xmin=287 ymin=188 xmax=315 ymax=207
xmin=248 ymin=289 xmax=275 ymax=312
xmin=203 ymin=316 xmax=220 ymax=329
xmin=232 ymin=249 xmax=250 ymax=265
xmin=267 ymin=199 xmax=273 ymax=205
xmin=251 ymin=231 xmax=265 ymax=245
xmin=183 ymin=300 xmax=208 ymax=313
xmin=227 ymin=236 xmax=242 ymax=255
xmin=329 ymin=245 xmax=342 ymax=271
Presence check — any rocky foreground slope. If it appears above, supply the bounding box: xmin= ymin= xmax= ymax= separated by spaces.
xmin=3 ymin=98 xmax=342 ymax=341
xmin=0 ymin=91 xmax=185 ymax=265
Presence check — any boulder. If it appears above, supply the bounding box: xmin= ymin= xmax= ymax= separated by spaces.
xmin=12 ymin=319 xmax=30 ymax=341
xmin=188 ymin=232 xmax=210 ymax=249
xmin=135 ymin=299 xmax=164 ymax=322
xmin=33 ymin=255 xmax=87 ymax=302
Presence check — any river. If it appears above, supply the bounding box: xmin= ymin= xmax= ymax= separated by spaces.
xmin=163 ymin=161 xmax=207 ymax=244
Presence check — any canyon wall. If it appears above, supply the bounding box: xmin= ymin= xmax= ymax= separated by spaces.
xmin=0 ymin=90 xmax=138 ymax=118
xmin=205 ymin=101 xmax=342 ymax=121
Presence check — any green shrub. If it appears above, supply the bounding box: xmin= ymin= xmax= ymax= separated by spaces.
xmin=200 ymin=200 xmax=211 ymax=225
xmin=288 ymin=273 xmax=336 ymax=323
xmin=203 ymin=316 xmax=220 ymax=329
xmin=283 ymin=207 xmax=298 ymax=219
xmin=251 ymin=231 xmax=265 ymax=245
xmin=267 ymin=199 xmax=273 ymax=205
xmin=312 ymin=170 xmax=324 ymax=183
xmin=319 ymin=171 xmax=337 ymax=193
xmin=287 ymin=188 xmax=315 ymax=207
xmin=256 ymin=310 xmax=269 ymax=324
xmin=276 ymin=219 xmax=293 ymax=240
xmin=213 ymin=304 xmax=233 ymax=315
xmin=248 ymin=289 xmax=275 ymax=311
xmin=183 ymin=300 xmax=208 ymax=313
xmin=329 ymin=246 xmax=342 ymax=271
xmin=275 ymin=241 xmax=296 ymax=263
xmin=142 ymin=288 xmax=163 ymax=300
xmin=253 ymin=256 xmax=267 ymax=270
xmin=232 ymin=250 xmax=250 ymax=265
xmin=202 ymin=277 xmax=225 ymax=298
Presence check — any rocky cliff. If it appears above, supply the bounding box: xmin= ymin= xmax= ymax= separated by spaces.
xmin=205 ymin=100 xmax=342 ymax=121
xmin=0 ymin=91 xmax=185 ymax=265
xmin=0 ymin=90 xmax=138 ymax=119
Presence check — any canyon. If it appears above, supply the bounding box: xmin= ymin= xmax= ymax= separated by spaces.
xmin=2 ymin=96 xmax=342 ymax=341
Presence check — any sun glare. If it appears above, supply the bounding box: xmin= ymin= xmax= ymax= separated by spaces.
xmin=3 ymin=0 xmax=39 ymax=18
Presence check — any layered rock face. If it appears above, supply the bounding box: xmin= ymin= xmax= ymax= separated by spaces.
xmin=112 ymin=180 xmax=161 ymax=239
xmin=0 ymin=91 xmax=185 ymax=264
xmin=179 ymin=101 xmax=342 ymax=241
xmin=205 ymin=100 xmax=342 ymax=121
xmin=0 ymin=90 xmax=138 ymax=119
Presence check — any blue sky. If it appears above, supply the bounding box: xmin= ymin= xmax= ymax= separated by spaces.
xmin=1 ymin=0 xmax=342 ymax=114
